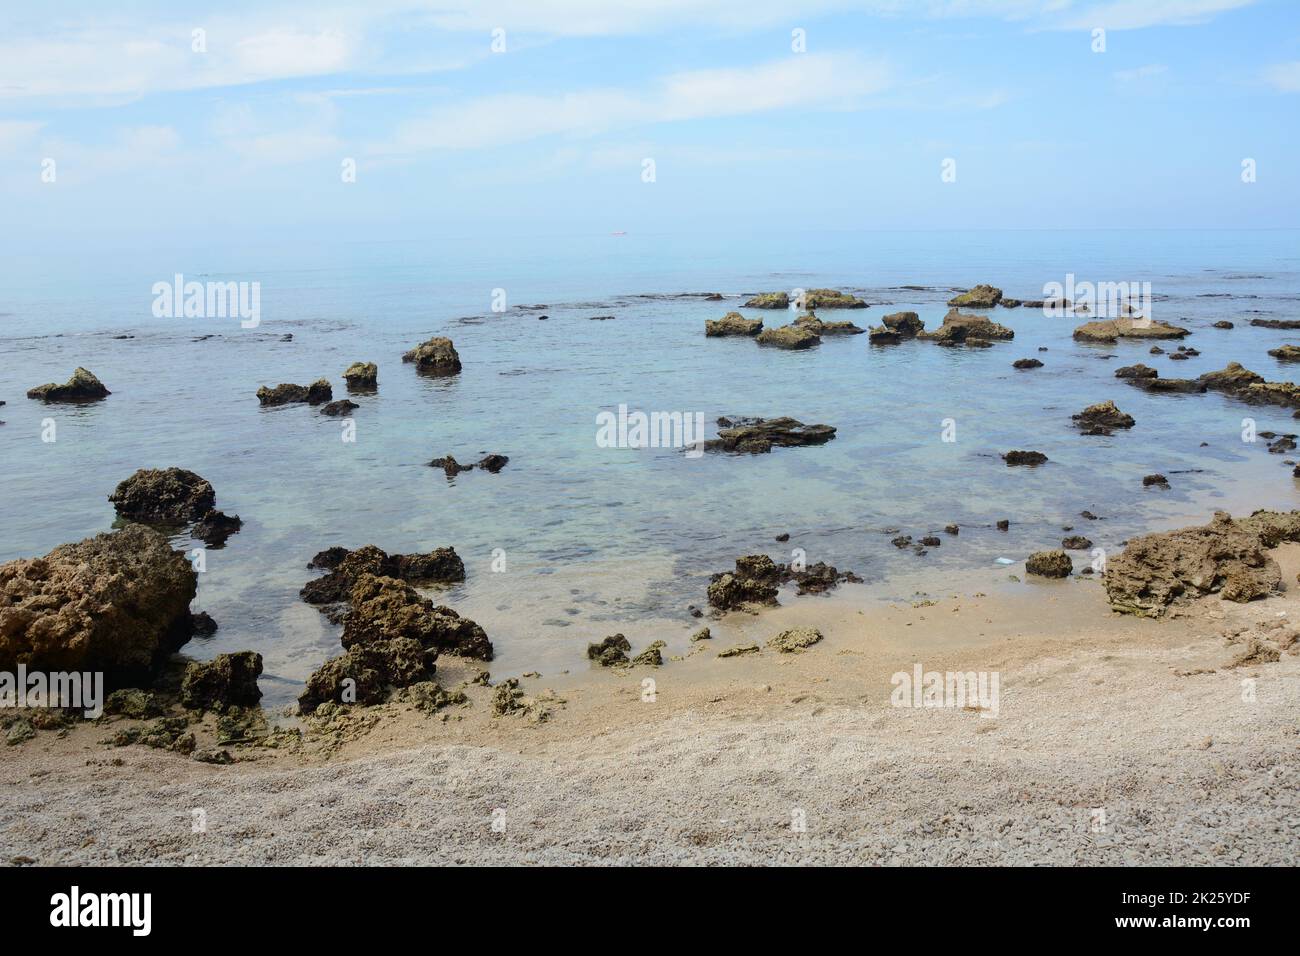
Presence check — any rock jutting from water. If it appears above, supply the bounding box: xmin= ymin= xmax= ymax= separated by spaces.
xmin=1003 ymin=450 xmax=1048 ymax=466
xmin=1268 ymin=345 xmax=1300 ymax=361
xmin=343 ymin=361 xmax=378 ymax=388
xmin=756 ymin=324 xmax=820 ymax=349
xmin=108 ymin=467 xmax=216 ymax=523
xmin=256 ymin=379 xmax=332 ymax=406
xmin=1072 ymin=318 xmax=1189 ymax=342
xmin=1071 ymin=400 xmax=1136 ymax=435
xmin=1115 ymin=363 xmax=1158 ymax=379
xmin=429 ymin=453 xmax=510 ymax=476
xmin=320 ymin=399 xmax=358 ymax=416
xmin=706 ymin=554 xmax=860 ymax=611
xmin=742 ymin=292 xmax=789 ymax=309
xmin=947 ymin=285 xmax=1003 ymax=308
xmin=179 ymin=651 xmax=263 ymax=710
xmin=792 ymin=313 xmax=865 ymax=335
xmin=1013 ymin=358 xmax=1043 ymax=369
xmin=705 ymin=312 xmax=763 ymax=337
xmin=701 ymin=416 xmax=836 ymax=454
xmin=300 ymin=544 xmax=467 ymax=607
xmin=801 ymin=289 xmax=868 ymax=310
xmin=402 ymin=336 xmax=462 ymax=375
xmin=918 ymin=309 xmax=1014 ymax=345
xmin=26 ymin=367 xmax=111 ymax=402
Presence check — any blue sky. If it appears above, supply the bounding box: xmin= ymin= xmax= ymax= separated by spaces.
xmin=1 ymin=0 xmax=1298 ymax=243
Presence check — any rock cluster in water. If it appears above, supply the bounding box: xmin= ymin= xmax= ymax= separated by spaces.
xmin=701 ymin=416 xmax=836 ymax=454
xmin=26 ymin=367 xmax=110 ymax=402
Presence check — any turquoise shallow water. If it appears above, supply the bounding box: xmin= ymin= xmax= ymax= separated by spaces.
xmin=2 ymin=229 xmax=1298 ymax=705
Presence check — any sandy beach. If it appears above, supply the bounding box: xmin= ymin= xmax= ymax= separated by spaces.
xmin=5 ymin=543 xmax=1298 ymax=867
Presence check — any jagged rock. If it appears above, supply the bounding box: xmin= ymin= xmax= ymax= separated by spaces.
xmin=1268 ymin=345 xmax=1300 ymax=361
xmin=342 ymin=573 xmax=492 ymax=660
xmin=180 ymin=651 xmax=263 ymax=710
xmin=881 ymin=311 xmax=924 ymax=336
xmin=1198 ymin=362 xmax=1264 ymax=391
xmin=997 ymin=520 xmax=1010 ymax=531
xmin=1004 ymin=450 xmax=1047 ymax=466
xmin=1251 ymin=319 xmax=1300 ymax=330
xmin=108 ymin=468 xmax=215 ymax=523
xmin=631 ymin=640 xmax=666 ymax=666
xmin=429 ymin=453 xmax=509 ymax=476
xmin=717 ymin=643 xmax=760 ymax=658
xmin=802 ymin=289 xmax=868 ymax=309
xmin=343 ymin=362 xmax=378 ymax=387
xmin=707 ymin=555 xmax=781 ymax=610
xmin=1071 ymin=400 xmax=1135 ymax=435
xmin=298 ymin=637 xmax=432 ymax=713
xmin=756 ymin=324 xmax=820 ymax=349
xmin=1143 ymin=474 xmax=1169 ymax=487
xmin=919 ymin=309 xmax=1014 ymax=344
xmin=301 ymin=544 xmax=465 ymax=606
xmin=1026 ymin=550 xmax=1072 ymax=578
xmin=1126 ymin=376 xmax=1206 ymax=394
xmin=947 ymin=285 xmax=1003 ymax=308
xmin=192 ymin=509 xmax=241 ymax=546
xmin=743 ymin=292 xmax=789 ymax=309
xmin=0 ymin=525 xmax=197 ymax=681
xmin=1115 ymin=363 xmax=1158 ymax=379
xmin=705 ymin=312 xmax=763 ymax=337
xmin=1013 ymin=358 xmax=1043 ymax=369
xmin=868 ymin=327 xmax=901 ymax=344
xmin=320 ymin=399 xmax=358 ymax=416
xmin=690 ymin=627 xmax=712 ymax=642
xmin=702 ymin=416 xmax=835 ymax=454
xmin=1062 ymin=536 xmax=1093 ymax=550
xmin=793 ymin=313 xmax=865 ymax=335
xmin=402 ymin=336 xmax=462 ymax=374
xmin=1234 ymin=381 xmax=1300 ymax=408
xmin=1001 ymin=298 xmax=1023 ymax=308
xmin=1073 ymin=318 xmax=1189 ymax=342
xmin=1103 ymin=511 xmax=1300 ymax=616
xmin=766 ymin=627 xmax=823 ymax=653
xmin=256 ymin=379 xmax=332 ymax=406
xmin=26 ymin=367 xmax=111 ymax=402
xmin=104 ymin=689 xmax=164 ymax=719
xmin=1214 ymin=321 xmax=1235 ymax=329
xmin=587 ymin=634 xmax=631 ymax=667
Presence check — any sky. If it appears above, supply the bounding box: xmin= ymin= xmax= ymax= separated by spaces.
xmin=0 ymin=0 xmax=1298 ymax=244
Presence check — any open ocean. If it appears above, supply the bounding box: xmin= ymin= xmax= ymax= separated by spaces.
xmin=3 ymin=228 xmax=1298 ymax=704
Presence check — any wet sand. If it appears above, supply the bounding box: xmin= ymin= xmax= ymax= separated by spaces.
xmin=3 ymin=548 xmax=1298 ymax=866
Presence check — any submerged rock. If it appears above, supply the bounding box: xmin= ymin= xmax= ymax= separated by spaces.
xmin=1103 ymin=511 xmax=1300 ymax=617
xmin=919 ymin=309 xmax=1014 ymax=344
xmin=26 ymin=367 xmax=110 ymax=402
xmin=402 ymin=336 xmax=462 ymax=375
xmin=256 ymin=379 xmax=332 ymax=406
xmin=1071 ymin=400 xmax=1135 ymax=435
xmin=320 ymin=399 xmax=358 ymax=416
xmin=192 ymin=509 xmax=242 ymax=546
xmin=108 ymin=467 xmax=216 ymax=523
xmin=343 ymin=362 xmax=378 ymax=388
xmin=947 ymin=285 xmax=1003 ymax=308
xmin=180 ymin=651 xmax=263 ymax=710
xmin=1073 ymin=318 xmax=1189 ymax=342
xmin=1143 ymin=474 xmax=1169 ymax=487
xmin=1026 ymin=550 xmax=1072 ymax=578
xmin=1003 ymin=450 xmax=1048 ymax=466
xmin=705 ymin=312 xmax=763 ymax=337
xmin=429 ymin=453 xmax=509 ymax=476
xmin=702 ymin=416 xmax=836 ymax=454
xmin=756 ymin=324 xmax=820 ymax=349
xmin=743 ymin=292 xmax=789 ymax=309
xmin=301 ymin=544 xmax=466 ymax=606
xmin=0 ymin=525 xmax=197 ymax=681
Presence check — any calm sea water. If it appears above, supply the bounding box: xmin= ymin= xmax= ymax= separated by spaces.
xmin=2 ymin=229 xmax=1298 ymax=704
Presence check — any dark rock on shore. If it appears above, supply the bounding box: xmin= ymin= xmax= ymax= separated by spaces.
xmin=180 ymin=651 xmax=263 ymax=710
xmin=1071 ymin=400 xmax=1135 ymax=435
xmin=257 ymin=379 xmax=332 ymax=406
xmin=1073 ymin=318 xmax=1189 ymax=342
xmin=429 ymin=453 xmax=509 ymax=476
xmin=587 ymin=634 xmax=631 ymax=667
xmin=1013 ymin=358 xmax=1043 ymax=369
xmin=342 ymin=573 xmax=492 ymax=660
xmin=756 ymin=324 xmax=820 ymax=349
xmin=0 ymin=525 xmax=197 ymax=682
xmin=742 ymin=292 xmax=789 ymax=309
xmin=702 ymin=416 xmax=836 ymax=454
xmin=1004 ymin=450 xmax=1048 ymax=466
xmin=298 ymin=637 xmax=433 ymax=713
xmin=1026 ymin=550 xmax=1072 ymax=578
xmin=109 ymin=468 xmax=216 ymax=523
xmin=27 ymin=367 xmax=110 ymax=402
xmin=705 ymin=312 xmax=763 ymax=337
xmin=707 ymin=555 xmax=781 ymax=610
xmin=402 ymin=336 xmax=462 ymax=375
xmin=947 ymin=285 xmax=1003 ymax=308
xmin=192 ymin=509 xmax=242 ymax=546
xmin=1104 ymin=510 xmax=1300 ymax=616
xmin=343 ymin=362 xmax=378 ymax=388
xmin=301 ymin=544 xmax=465 ymax=606
xmin=919 ymin=309 xmax=1014 ymax=344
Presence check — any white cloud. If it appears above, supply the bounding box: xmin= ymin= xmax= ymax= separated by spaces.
xmin=1057 ymin=0 xmax=1254 ymax=30
xmin=1262 ymin=61 xmax=1300 ymax=93
xmin=0 ymin=119 xmax=44 ymax=154
xmin=381 ymin=53 xmax=891 ymax=153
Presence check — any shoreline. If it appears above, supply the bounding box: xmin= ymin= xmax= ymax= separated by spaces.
xmin=4 ymin=541 xmax=1298 ymax=866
